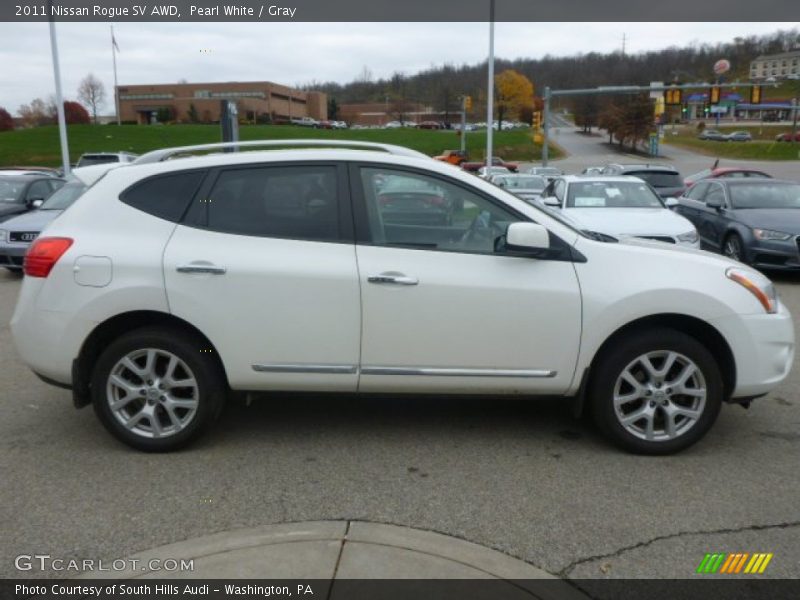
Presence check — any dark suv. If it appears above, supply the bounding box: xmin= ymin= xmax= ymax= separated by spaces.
xmin=601 ymin=163 xmax=685 ymax=199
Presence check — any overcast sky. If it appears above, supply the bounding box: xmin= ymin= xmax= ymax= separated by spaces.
xmin=0 ymin=21 xmax=796 ymax=114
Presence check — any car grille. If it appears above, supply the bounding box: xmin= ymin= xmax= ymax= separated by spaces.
xmin=635 ymin=235 xmax=676 ymax=244
xmin=9 ymin=231 xmax=38 ymax=243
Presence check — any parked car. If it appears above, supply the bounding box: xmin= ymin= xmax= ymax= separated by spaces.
xmin=775 ymin=131 xmax=800 ymax=142
xmin=374 ymin=172 xmax=454 ymax=226
xmin=462 ymin=156 xmax=518 ymax=173
xmin=697 ymin=129 xmax=727 ymax=141
xmin=525 ymin=166 xmax=564 ymax=182
xmin=581 ymin=167 xmax=604 ymax=176
xmin=76 ymin=152 xmax=138 ymax=167
xmin=601 ymin=163 xmax=685 ymax=199
xmin=725 ymin=131 xmax=752 ymax=142
xmin=10 ymin=140 xmax=793 ymax=455
xmin=674 ymin=179 xmax=800 ymax=269
xmin=538 ymin=176 xmax=699 ymax=247
xmin=417 ymin=121 xmax=443 ymax=130
xmin=0 ymin=166 xmax=62 ymax=177
xmin=0 ymin=174 xmax=65 ymax=224
xmin=477 ymin=166 xmax=511 ymax=179
xmin=684 ymin=167 xmax=771 ymax=188
xmin=289 ymin=117 xmax=319 ymax=128
xmin=489 ymin=174 xmax=547 ymax=202
xmin=0 ymin=164 xmax=119 ymax=272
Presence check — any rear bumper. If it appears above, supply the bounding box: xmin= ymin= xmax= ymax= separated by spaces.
xmin=710 ymin=302 xmax=795 ymax=398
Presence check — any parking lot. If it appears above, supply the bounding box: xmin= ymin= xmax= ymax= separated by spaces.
xmin=1 ymin=256 xmax=799 ymax=581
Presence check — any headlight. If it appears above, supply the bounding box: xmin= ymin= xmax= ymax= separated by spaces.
xmin=753 ymin=228 xmax=792 ymax=241
xmin=677 ymin=230 xmax=698 ymax=243
xmin=726 ymin=267 xmax=778 ymax=314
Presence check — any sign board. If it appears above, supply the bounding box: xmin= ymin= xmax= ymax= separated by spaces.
xmin=709 ymin=105 xmax=727 ymax=114
xmin=650 ymin=82 xmax=664 ymax=100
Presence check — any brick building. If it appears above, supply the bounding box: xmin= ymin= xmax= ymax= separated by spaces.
xmin=116 ymin=81 xmax=327 ymax=124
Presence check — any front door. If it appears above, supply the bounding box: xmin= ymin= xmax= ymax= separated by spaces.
xmin=351 ymin=164 xmax=582 ymax=394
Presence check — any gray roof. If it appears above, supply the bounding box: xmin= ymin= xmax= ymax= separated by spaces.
xmin=752 ymin=50 xmax=800 ymax=61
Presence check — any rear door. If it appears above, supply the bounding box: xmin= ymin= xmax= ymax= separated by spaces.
xmin=163 ymin=162 xmax=361 ymax=392
xmin=675 ymin=181 xmax=710 ymax=244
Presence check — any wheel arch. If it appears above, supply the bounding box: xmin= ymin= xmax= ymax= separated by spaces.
xmin=576 ymin=313 xmax=736 ymax=416
xmin=72 ymin=310 xmax=229 ymax=408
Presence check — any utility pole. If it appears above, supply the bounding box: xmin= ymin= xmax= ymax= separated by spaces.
xmin=48 ymin=0 xmax=70 ymax=176
xmin=792 ymin=97 xmax=798 ymax=147
xmin=621 ymin=33 xmax=626 ymax=56
xmin=542 ymin=87 xmax=551 ymax=166
xmin=460 ymin=96 xmax=467 ymax=154
xmin=111 ymin=25 xmax=120 ymax=126
xmin=485 ymin=0 xmax=495 ymax=169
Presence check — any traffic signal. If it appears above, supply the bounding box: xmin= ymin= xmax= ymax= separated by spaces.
xmin=533 ymin=111 xmax=542 ymax=129
xmin=750 ymin=85 xmax=762 ymax=105
xmin=464 ymin=96 xmax=472 ymax=111
xmin=664 ymin=87 xmax=682 ymax=106
xmin=709 ymin=86 xmax=721 ymax=105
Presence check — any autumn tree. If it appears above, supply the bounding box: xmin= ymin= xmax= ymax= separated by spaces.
xmin=64 ymin=101 xmax=90 ymax=124
xmin=18 ymin=98 xmax=53 ymax=127
xmin=0 ymin=107 xmax=13 ymax=131
xmin=494 ymin=69 xmax=534 ymax=130
xmin=572 ymin=95 xmax=600 ymax=133
xmin=78 ymin=73 xmax=106 ymax=124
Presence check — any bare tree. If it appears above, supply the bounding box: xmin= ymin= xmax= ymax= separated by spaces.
xmin=77 ymin=73 xmax=106 ymax=124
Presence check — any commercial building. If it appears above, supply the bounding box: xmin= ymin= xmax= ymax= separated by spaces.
xmin=116 ymin=81 xmax=327 ymax=124
xmin=749 ymin=50 xmax=800 ymax=80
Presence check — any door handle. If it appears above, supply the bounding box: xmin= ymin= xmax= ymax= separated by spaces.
xmin=368 ymin=273 xmax=418 ymax=286
xmin=176 ymin=263 xmax=227 ymax=275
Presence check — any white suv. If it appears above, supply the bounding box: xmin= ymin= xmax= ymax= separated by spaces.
xmin=10 ymin=140 xmax=795 ymax=453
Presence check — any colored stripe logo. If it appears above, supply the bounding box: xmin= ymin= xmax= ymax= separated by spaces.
xmin=696 ymin=553 xmax=773 ymax=574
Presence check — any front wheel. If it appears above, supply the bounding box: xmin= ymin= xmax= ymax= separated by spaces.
xmin=91 ymin=327 xmax=226 ymax=452
xmin=723 ymin=233 xmax=746 ymax=263
xmin=590 ymin=329 xmax=723 ymax=454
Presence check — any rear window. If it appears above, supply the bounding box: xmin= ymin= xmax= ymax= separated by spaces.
xmin=120 ymin=171 xmax=205 ymax=222
xmin=627 ymin=171 xmax=684 ymax=189
xmin=77 ymin=155 xmax=120 ymax=167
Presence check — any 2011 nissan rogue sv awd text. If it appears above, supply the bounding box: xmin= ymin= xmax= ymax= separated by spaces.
xmin=10 ymin=141 xmax=795 ymax=453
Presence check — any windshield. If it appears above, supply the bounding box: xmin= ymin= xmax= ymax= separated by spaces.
xmin=628 ymin=171 xmax=684 ymax=189
xmin=0 ymin=180 xmax=26 ymax=203
xmin=729 ymin=183 xmax=800 ymax=209
xmin=77 ymin=155 xmax=120 ymax=167
xmin=567 ymin=181 xmax=665 ymax=208
xmin=498 ymin=176 xmax=546 ymax=190
xmin=40 ymin=180 xmax=87 ymax=210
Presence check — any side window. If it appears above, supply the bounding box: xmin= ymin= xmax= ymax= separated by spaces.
xmin=359 ymin=167 xmax=521 ymax=255
xmin=121 ymin=171 xmax=205 ymax=222
xmin=206 ymin=165 xmax=339 ymax=242
xmin=704 ymin=183 xmax=726 ymax=206
xmin=686 ymin=182 xmax=709 ymax=201
xmin=27 ymin=180 xmax=52 ymax=201
xmin=553 ymin=180 xmax=566 ymax=203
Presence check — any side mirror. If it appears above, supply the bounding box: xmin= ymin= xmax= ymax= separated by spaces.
xmin=543 ymin=197 xmax=561 ymax=208
xmin=29 ymin=198 xmax=44 ymax=208
xmin=506 ymin=222 xmax=550 ymax=252
xmin=664 ymin=197 xmax=679 ymax=208
xmin=706 ymin=198 xmax=723 ymax=210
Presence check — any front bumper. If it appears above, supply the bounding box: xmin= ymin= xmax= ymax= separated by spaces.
xmin=746 ymin=237 xmax=800 ymax=271
xmin=710 ymin=301 xmax=795 ymax=398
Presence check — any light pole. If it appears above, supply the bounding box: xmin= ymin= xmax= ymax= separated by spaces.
xmin=47 ymin=0 xmax=70 ymax=176
xmin=485 ymin=0 xmax=495 ymax=169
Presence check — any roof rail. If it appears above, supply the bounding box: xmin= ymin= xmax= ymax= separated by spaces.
xmin=133 ymin=139 xmax=430 ymax=164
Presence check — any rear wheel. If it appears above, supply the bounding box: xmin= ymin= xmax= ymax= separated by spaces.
xmin=590 ymin=329 xmax=723 ymax=454
xmin=91 ymin=327 xmax=225 ymax=452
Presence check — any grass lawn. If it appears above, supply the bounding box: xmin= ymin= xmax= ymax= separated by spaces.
xmin=662 ymin=126 xmax=800 ymax=160
xmin=0 ymin=124 xmax=561 ymax=167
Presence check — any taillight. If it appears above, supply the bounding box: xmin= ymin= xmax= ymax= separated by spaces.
xmin=24 ymin=237 xmax=73 ymax=278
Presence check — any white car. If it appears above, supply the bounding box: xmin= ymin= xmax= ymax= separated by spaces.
xmin=11 ymin=140 xmax=794 ymax=454
xmin=477 ymin=166 xmax=511 ymax=179
xmin=539 ymin=176 xmax=701 ymax=247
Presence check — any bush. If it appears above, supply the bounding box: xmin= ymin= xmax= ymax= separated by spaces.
xmin=0 ymin=107 xmax=13 ymax=131
xmin=696 ymin=121 xmax=706 ymax=132
xmin=63 ymin=101 xmax=90 ymax=124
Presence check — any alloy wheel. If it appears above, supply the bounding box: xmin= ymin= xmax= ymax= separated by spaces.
xmin=106 ymin=348 xmax=199 ymax=439
xmin=612 ymin=350 xmax=707 ymax=442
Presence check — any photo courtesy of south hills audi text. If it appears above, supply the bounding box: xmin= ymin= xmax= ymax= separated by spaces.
xmin=15 ymin=584 xmax=316 ymax=597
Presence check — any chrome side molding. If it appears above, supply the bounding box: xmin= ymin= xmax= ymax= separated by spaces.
xmin=252 ymin=364 xmax=358 ymax=375
xmin=360 ymin=367 xmax=557 ymax=378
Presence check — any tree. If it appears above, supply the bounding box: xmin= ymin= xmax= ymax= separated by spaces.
xmin=77 ymin=73 xmax=106 ymax=124
xmin=18 ymin=97 xmax=53 ymax=127
xmin=187 ymin=103 xmax=199 ymax=123
xmin=0 ymin=107 xmax=14 ymax=131
xmin=495 ymin=69 xmax=534 ymax=130
xmin=572 ymin=95 xmax=600 ymax=133
xmin=327 ymin=97 xmax=339 ymax=120
xmin=63 ymin=101 xmax=90 ymax=124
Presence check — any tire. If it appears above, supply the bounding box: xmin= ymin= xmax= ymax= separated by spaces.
xmin=722 ymin=232 xmax=746 ymax=264
xmin=91 ymin=327 xmax=226 ymax=452
xmin=589 ymin=328 xmax=723 ymax=455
